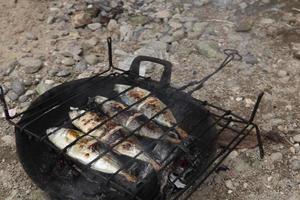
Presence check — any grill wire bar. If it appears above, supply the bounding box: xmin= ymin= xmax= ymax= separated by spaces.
xmin=0 ymin=37 xmax=264 ymax=200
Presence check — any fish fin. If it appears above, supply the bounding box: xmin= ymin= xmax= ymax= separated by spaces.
xmin=175 ymin=127 xmax=189 ymax=140
xmin=119 ymin=171 xmax=137 ymax=182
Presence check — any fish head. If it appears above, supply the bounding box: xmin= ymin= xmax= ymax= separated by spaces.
xmin=114 ymin=84 xmax=131 ymax=93
xmin=94 ymin=96 xmax=108 ymax=104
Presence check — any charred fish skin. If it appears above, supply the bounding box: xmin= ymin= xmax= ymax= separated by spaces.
xmin=114 ymin=84 xmax=188 ymax=139
xmin=47 ymin=127 xmax=136 ymax=182
xmin=69 ymin=108 xmax=161 ymax=171
xmin=94 ymin=96 xmax=181 ymax=144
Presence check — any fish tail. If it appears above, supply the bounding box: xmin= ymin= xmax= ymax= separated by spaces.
xmin=175 ymin=127 xmax=189 ymax=140
xmin=120 ymin=171 xmax=137 ymax=182
xmin=150 ymin=159 xmax=161 ymax=171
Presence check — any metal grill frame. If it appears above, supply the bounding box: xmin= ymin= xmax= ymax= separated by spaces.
xmin=0 ymin=37 xmax=264 ymax=200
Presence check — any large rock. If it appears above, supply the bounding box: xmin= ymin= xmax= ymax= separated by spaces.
xmin=72 ymin=12 xmax=92 ymax=28
xmin=11 ymin=80 xmax=25 ymax=96
xmin=195 ymin=40 xmax=219 ymax=58
xmin=18 ymin=57 xmax=43 ymax=74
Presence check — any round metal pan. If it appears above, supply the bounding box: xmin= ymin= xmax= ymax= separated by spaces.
xmin=15 ymin=56 xmax=218 ymax=200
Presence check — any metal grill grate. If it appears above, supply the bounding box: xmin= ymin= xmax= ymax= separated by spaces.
xmin=0 ymin=38 xmax=264 ymax=200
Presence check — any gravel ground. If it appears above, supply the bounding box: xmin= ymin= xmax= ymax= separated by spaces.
xmin=0 ymin=0 xmax=300 ymax=199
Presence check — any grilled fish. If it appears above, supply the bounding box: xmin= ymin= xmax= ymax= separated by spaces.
xmin=47 ymin=127 xmax=136 ymax=182
xmin=69 ymin=108 xmax=161 ymax=171
xmin=94 ymin=96 xmax=181 ymax=144
xmin=114 ymin=84 xmax=188 ymax=139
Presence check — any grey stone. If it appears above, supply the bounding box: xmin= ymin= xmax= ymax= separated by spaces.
xmin=7 ymin=91 xmax=19 ymax=101
xmin=2 ymin=60 xmax=17 ymax=76
xmin=107 ymin=19 xmax=119 ymax=32
xmin=47 ymin=16 xmax=56 ymax=24
xmin=225 ymin=180 xmax=235 ymax=190
xmin=61 ymin=42 xmax=82 ymax=57
xmin=172 ymin=29 xmax=185 ymax=41
xmin=11 ymin=80 xmax=25 ymax=96
xmin=26 ymin=32 xmax=38 ymax=40
xmin=184 ymin=21 xmax=194 ymax=32
xmin=22 ymin=78 xmax=33 ymax=87
xmin=61 ymin=57 xmax=75 ymax=66
xmin=48 ymin=68 xmax=59 ymax=76
xmin=72 ymin=12 xmax=92 ymax=28
xmin=192 ymin=22 xmax=208 ymax=34
xmin=18 ymin=95 xmax=29 ymax=103
xmin=195 ymin=41 xmax=219 ymax=58
xmin=160 ymin=34 xmax=174 ymax=43
xmin=36 ymin=81 xmax=55 ymax=95
xmin=239 ymin=2 xmax=248 ymax=10
xmin=87 ymin=23 xmax=102 ymax=31
xmin=129 ymin=15 xmax=148 ymax=26
xmin=293 ymin=134 xmax=300 ymax=143
xmin=270 ymin=152 xmax=283 ymax=162
xmin=120 ymin=24 xmax=133 ymax=41
xmin=85 ymin=37 xmax=98 ymax=47
xmin=75 ymin=60 xmax=87 ymax=72
xmin=244 ymin=53 xmax=259 ymax=64
xmin=290 ymin=159 xmax=300 ymax=171
xmin=154 ymin=10 xmax=171 ymax=19
xmin=277 ymin=70 xmax=288 ymax=77
xmin=56 ymin=69 xmax=71 ymax=77
xmin=18 ymin=57 xmax=43 ymax=74
xmin=236 ymin=18 xmax=254 ymax=32
xmin=84 ymin=54 xmax=99 ymax=65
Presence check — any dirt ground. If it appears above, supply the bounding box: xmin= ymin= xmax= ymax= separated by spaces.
xmin=0 ymin=0 xmax=300 ymax=199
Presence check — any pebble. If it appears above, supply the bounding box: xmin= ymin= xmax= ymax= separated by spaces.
xmin=23 ymin=78 xmax=33 ymax=86
xmin=192 ymin=22 xmax=208 ymax=34
xmin=25 ymin=32 xmax=38 ymax=40
xmin=270 ymin=152 xmax=283 ymax=162
xmin=172 ymin=29 xmax=185 ymax=41
xmin=75 ymin=60 xmax=87 ymax=72
xmin=18 ymin=95 xmax=29 ymax=103
xmin=107 ymin=19 xmax=119 ymax=32
xmin=277 ymin=70 xmax=288 ymax=77
xmin=154 ymin=10 xmax=171 ymax=19
xmin=129 ymin=15 xmax=148 ymax=26
xmin=195 ymin=40 xmax=219 ymax=58
xmin=84 ymin=54 xmax=99 ymax=65
xmin=236 ymin=18 xmax=254 ymax=32
xmin=290 ymin=159 xmax=300 ymax=171
xmin=2 ymin=60 xmax=17 ymax=76
xmin=293 ymin=134 xmax=300 ymax=143
xmin=87 ymin=23 xmax=102 ymax=31
xmin=48 ymin=68 xmax=59 ymax=77
xmin=56 ymin=69 xmax=71 ymax=77
xmin=47 ymin=16 xmax=56 ymax=24
xmin=61 ymin=42 xmax=82 ymax=57
xmin=1 ymin=135 xmax=14 ymax=146
xmin=18 ymin=57 xmax=43 ymax=74
xmin=225 ymin=180 xmax=235 ymax=190
xmin=120 ymin=24 xmax=133 ymax=41
xmin=7 ymin=91 xmax=19 ymax=101
xmin=85 ymin=37 xmax=98 ymax=47
xmin=169 ymin=21 xmax=182 ymax=30
xmin=61 ymin=57 xmax=75 ymax=66
xmin=36 ymin=81 xmax=55 ymax=95
xmin=72 ymin=12 xmax=92 ymax=28
xmin=244 ymin=53 xmax=259 ymax=65
xmin=11 ymin=80 xmax=25 ymax=96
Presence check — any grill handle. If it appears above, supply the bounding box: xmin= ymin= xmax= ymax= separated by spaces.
xmin=129 ymin=56 xmax=172 ymax=87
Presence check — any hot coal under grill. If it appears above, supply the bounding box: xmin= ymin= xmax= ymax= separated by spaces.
xmin=0 ymin=38 xmax=264 ymax=200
